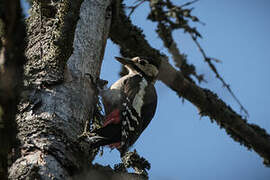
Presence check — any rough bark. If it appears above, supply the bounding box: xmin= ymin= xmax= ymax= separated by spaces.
xmin=0 ymin=0 xmax=26 ymax=179
xmin=109 ymin=3 xmax=270 ymax=165
xmin=8 ymin=0 xmax=112 ymax=179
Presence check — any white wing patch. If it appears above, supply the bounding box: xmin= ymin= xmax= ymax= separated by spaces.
xmin=132 ymin=78 xmax=148 ymax=117
xmin=126 ymin=106 xmax=139 ymax=125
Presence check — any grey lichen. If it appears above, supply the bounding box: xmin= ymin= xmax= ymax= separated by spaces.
xmin=24 ymin=0 xmax=83 ymax=87
xmin=121 ymin=149 xmax=151 ymax=177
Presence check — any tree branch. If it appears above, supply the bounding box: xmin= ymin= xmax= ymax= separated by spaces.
xmin=156 ymin=22 xmax=204 ymax=83
xmin=190 ymin=34 xmax=249 ymax=117
xmin=148 ymin=0 xmax=248 ymax=117
xmin=109 ymin=2 xmax=270 ymax=166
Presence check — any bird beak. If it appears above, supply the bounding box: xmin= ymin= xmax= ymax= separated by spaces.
xmin=114 ymin=57 xmax=133 ymax=65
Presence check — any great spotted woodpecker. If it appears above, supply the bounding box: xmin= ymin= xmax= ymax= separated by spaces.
xmin=89 ymin=56 xmax=159 ymax=155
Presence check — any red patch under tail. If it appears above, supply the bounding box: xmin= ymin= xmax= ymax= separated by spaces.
xmin=103 ymin=109 xmax=121 ymax=149
xmin=103 ymin=109 xmax=121 ymax=127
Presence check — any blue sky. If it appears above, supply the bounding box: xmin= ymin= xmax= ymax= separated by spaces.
xmin=21 ymin=0 xmax=270 ymax=179
xmin=99 ymin=1 xmax=270 ymax=180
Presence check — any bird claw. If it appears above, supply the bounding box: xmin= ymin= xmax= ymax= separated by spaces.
xmin=78 ymin=132 xmax=108 ymax=151
xmin=77 ymin=131 xmax=93 ymax=141
xmin=78 ymin=132 xmax=106 ymax=143
xmin=86 ymin=135 xmax=107 ymax=143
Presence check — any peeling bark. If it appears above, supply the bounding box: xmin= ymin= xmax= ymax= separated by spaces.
xmin=8 ymin=0 xmax=112 ymax=179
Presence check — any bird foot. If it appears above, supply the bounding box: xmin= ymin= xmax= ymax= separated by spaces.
xmin=78 ymin=131 xmax=106 ymax=143
xmin=77 ymin=131 xmax=93 ymax=141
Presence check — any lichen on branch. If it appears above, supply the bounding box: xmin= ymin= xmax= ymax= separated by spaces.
xmin=109 ymin=0 xmax=270 ymax=166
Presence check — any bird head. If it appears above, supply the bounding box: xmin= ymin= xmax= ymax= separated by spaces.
xmin=115 ymin=56 xmax=159 ymax=81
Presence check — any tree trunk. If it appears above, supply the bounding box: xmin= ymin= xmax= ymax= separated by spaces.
xmin=8 ymin=0 xmax=111 ymax=179
xmin=0 ymin=0 xmax=26 ymax=179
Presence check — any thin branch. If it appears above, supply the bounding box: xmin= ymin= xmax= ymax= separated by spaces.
xmin=156 ymin=23 xmax=205 ymax=83
xmin=209 ymin=57 xmax=222 ymax=63
xmin=147 ymin=0 xmax=204 ymax=83
xmin=127 ymin=0 xmax=146 ymax=18
xmin=180 ymin=0 xmax=199 ymax=8
xmin=147 ymin=0 xmax=248 ymax=117
xmin=190 ymin=34 xmax=249 ymax=118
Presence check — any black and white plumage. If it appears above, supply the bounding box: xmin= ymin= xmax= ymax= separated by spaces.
xmin=90 ymin=56 xmax=158 ymax=155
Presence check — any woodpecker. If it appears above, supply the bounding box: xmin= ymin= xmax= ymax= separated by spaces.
xmin=89 ymin=56 xmax=159 ymax=155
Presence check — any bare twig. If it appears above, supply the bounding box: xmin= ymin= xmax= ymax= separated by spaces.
xmin=180 ymin=0 xmax=199 ymax=8
xmin=127 ymin=0 xmax=146 ymax=18
xmin=148 ymin=0 xmax=204 ymax=82
xmin=156 ymin=23 xmax=204 ymax=83
xmin=147 ymin=0 xmax=248 ymax=117
xmin=190 ymin=34 xmax=249 ymax=118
